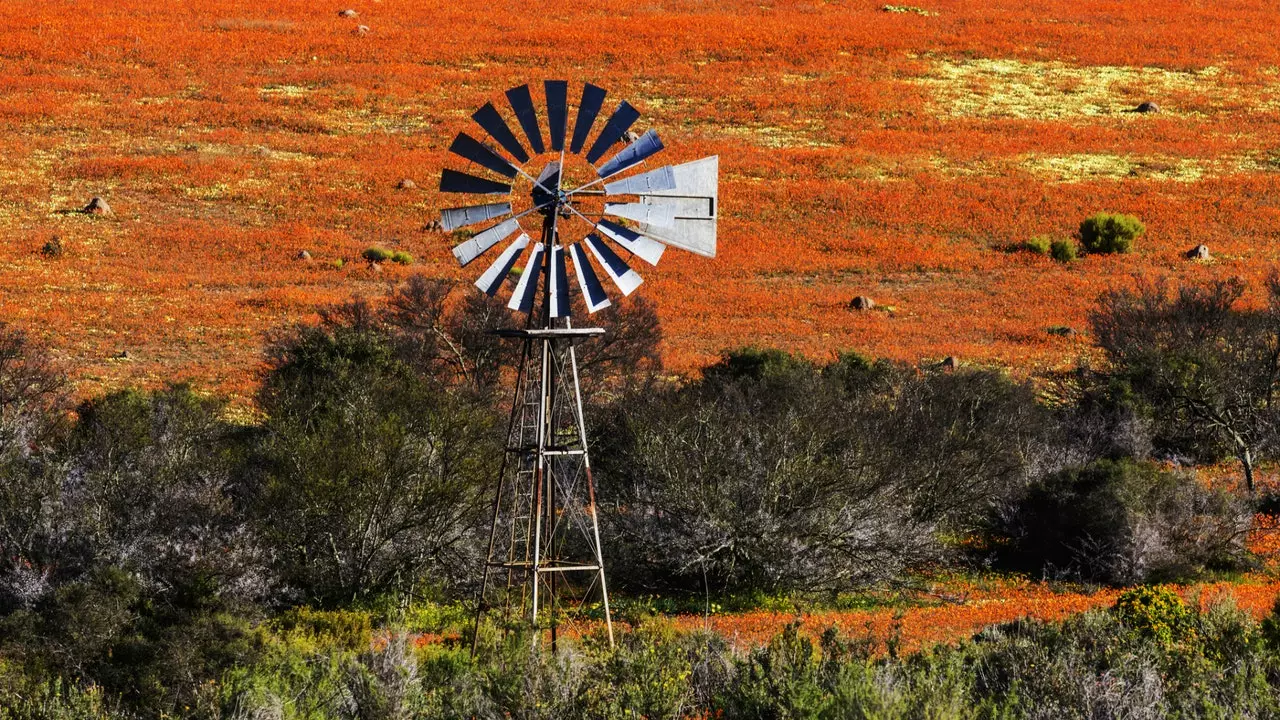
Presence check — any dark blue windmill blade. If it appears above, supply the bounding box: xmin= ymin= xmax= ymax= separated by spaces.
xmin=570 ymin=83 xmax=607 ymax=154
xmin=508 ymin=242 xmax=545 ymax=313
xmin=475 ymin=233 xmax=529 ymax=296
xmin=505 ymin=84 xmax=545 ymax=155
xmin=596 ymin=129 xmax=664 ymax=178
xmin=569 ymin=243 xmax=611 ymax=313
xmin=585 ymin=233 xmax=642 ymax=296
xmin=549 ymin=245 xmax=570 ymax=318
xmin=472 ymin=102 xmax=529 ymax=163
xmin=440 ymin=201 xmax=511 ymax=232
xmin=440 ymin=168 xmax=511 ymax=195
xmin=585 ymin=101 xmax=641 ymax=164
xmin=544 ymin=80 xmax=568 ymax=151
xmin=449 ymin=133 xmax=518 ymax=179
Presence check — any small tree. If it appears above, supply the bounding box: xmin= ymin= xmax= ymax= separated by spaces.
xmin=1080 ymin=213 xmax=1144 ymax=254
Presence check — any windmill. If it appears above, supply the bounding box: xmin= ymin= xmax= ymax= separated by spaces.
xmin=438 ymin=81 xmax=719 ymax=651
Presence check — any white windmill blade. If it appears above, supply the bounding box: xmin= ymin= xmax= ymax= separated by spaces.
xmin=603 ymin=165 xmax=676 ymax=195
xmin=452 ymin=217 xmax=521 ymax=267
xmin=595 ymin=129 xmax=665 ymax=178
xmin=595 ymin=218 xmax=666 ymax=266
xmin=508 ymin=242 xmax=544 ymax=313
xmin=585 ymin=234 xmax=642 ymax=296
xmin=549 ymin=246 xmax=571 ymax=318
xmin=441 ymin=202 xmax=512 ymax=232
xmin=475 ymin=234 xmax=529 ymax=297
xmin=569 ymin=243 xmax=612 ymax=313
xmin=603 ymin=202 xmax=677 ymax=229
xmin=632 ymin=155 xmax=718 ymax=258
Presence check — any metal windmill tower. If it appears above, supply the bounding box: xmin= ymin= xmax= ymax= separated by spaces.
xmin=437 ymin=81 xmax=719 ymax=651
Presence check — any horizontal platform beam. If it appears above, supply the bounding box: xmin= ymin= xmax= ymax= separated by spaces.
xmin=490 ymin=327 xmax=605 ymax=339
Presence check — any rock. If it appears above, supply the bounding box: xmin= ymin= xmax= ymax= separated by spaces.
xmin=82 ymin=197 xmax=112 ymax=216
xmin=1047 ymin=326 xmax=1077 ymax=338
xmin=113 ymin=350 xmax=131 ymax=360
xmin=849 ymin=295 xmax=875 ymax=311
xmin=1135 ymin=101 xmax=1160 ymax=113
xmin=624 ymin=130 xmax=640 ymax=144
xmin=338 ymin=8 xmax=358 ymax=17
xmin=396 ymin=178 xmax=416 ymax=190
xmin=941 ymin=356 xmax=958 ymax=371
xmin=368 ymin=261 xmax=383 ymax=273
xmin=424 ymin=219 xmax=442 ymax=232
xmin=296 ymin=250 xmax=312 ymax=261
xmin=352 ymin=24 xmax=370 ymax=35
xmin=1186 ymin=244 xmax=1211 ymax=260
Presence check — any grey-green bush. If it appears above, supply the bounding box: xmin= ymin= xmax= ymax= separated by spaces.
xmin=1079 ymin=213 xmax=1144 ymax=254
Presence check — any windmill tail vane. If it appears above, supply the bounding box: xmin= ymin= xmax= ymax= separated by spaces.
xmin=438 ymin=80 xmax=719 ymax=653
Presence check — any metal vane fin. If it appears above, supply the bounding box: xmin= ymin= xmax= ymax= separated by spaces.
xmin=603 ymin=165 xmax=677 ymax=195
xmin=596 ymin=129 xmax=664 ymax=178
xmin=570 ymin=83 xmax=607 ymax=154
xmin=471 ymin=102 xmax=529 ymax=163
xmin=545 ymin=80 xmax=568 ymax=152
xmin=596 ymin=218 xmax=666 ymax=265
xmin=531 ymin=161 xmax=561 ymax=208
xmin=475 ymin=234 xmax=529 ymax=296
xmin=585 ymin=234 xmax=642 ymax=296
xmin=633 ymin=155 xmax=720 ymax=258
xmin=441 ymin=202 xmax=512 ymax=232
xmin=505 ymin=84 xmax=545 ymax=155
xmin=448 ymin=133 xmax=518 ymax=179
xmin=603 ymin=202 xmax=677 ymax=230
xmin=585 ymin=101 xmax=641 ymax=164
xmin=549 ymin=245 xmax=570 ymax=318
xmin=440 ymin=168 xmax=511 ymax=195
xmin=569 ymin=243 xmax=611 ymax=313
xmin=508 ymin=242 xmax=545 ymax=313
xmin=452 ymin=218 xmax=521 ymax=267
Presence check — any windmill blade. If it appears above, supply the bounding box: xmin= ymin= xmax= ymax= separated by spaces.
xmin=585 ymin=101 xmax=640 ymax=164
xmin=440 ymin=168 xmax=511 ymax=195
xmin=596 ymin=218 xmax=666 ymax=265
xmin=508 ymin=242 xmax=545 ymax=313
xmin=585 ymin=233 xmax=642 ymax=296
xmin=452 ymin=217 xmax=521 ymax=266
xmin=505 ymin=84 xmax=545 ymax=155
xmin=596 ymin=129 xmax=664 ymax=178
xmin=549 ymin=245 xmax=570 ymax=318
xmin=569 ymin=243 xmax=611 ymax=313
xmin=475 ymin=233 xmax=529 ymax=296
xmin=570 ymin=83 xmax=607 ymax=154
xmin=441 ymin=201 xmax=512 ymax=232
xmin=531 ymin=161 xmax=561 ymax=208
xmin=633 ymin=155 xmax=719 ymax=258
xmin=603 ymin=165 xmax=677 ymax=195
xmin=472 ymin=102 xmax=529 ymax=163
xmin=545 ymin=80 xmax=568 ymax=152
xmin=603 ymin=202 xmax=677 ymax=230
xmin=449 ymin=133 xmax=518 ymax=179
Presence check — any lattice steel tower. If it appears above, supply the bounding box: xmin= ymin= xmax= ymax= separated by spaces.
xmin=435 ymin=81 xmax=719 ymax=650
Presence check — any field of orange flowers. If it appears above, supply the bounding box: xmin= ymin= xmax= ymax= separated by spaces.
xmin=2 ymin=0 xmax=1280 ymax=398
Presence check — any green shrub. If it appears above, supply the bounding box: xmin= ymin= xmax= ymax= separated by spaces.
xmin=1050 ymin=239 xmax=1078 ymax=262
xmin=271 ymin=607 xmax=373 ymax=651
xmin=1113 ymin=586 xmax=1195 ymax=647
xmin=390 ymin=250 xmax=414 ymax=265
xmin=1079 ymin=213 xmax=1144 ymax=254
xmin=1024 ymin=236 xmax=1051 ymax=255
xmin=362 ymin=246 xmax=393 ymax=263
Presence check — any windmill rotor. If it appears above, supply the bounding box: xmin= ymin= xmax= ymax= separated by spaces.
xmin=439 ymin=80 xmax=719 ymax=316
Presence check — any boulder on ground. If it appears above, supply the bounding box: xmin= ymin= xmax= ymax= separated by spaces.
xmin=338 ymin=9 xmax=358 ymax=17
xmin=849 ymin=295 xmax=875 ymax=311
xmin=296 ymin=250 xmax=312 ymax=261
xmin=424 ymin=219 xmax=442 ymax=232
xmin=82 ymin=197 xmax=112 ymax=216
xmin=1135 ymin=101 xmax=1160 ymax=113
xmin=352 ymin=24 xmax=369 ymax=35
xmin=396 ymin=178 xmax=416 ymax=190
xmin=941 ymin=356 xmax=958 ymax=371
xmin=1186 ymin=244 xmax=1211 ymax=260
